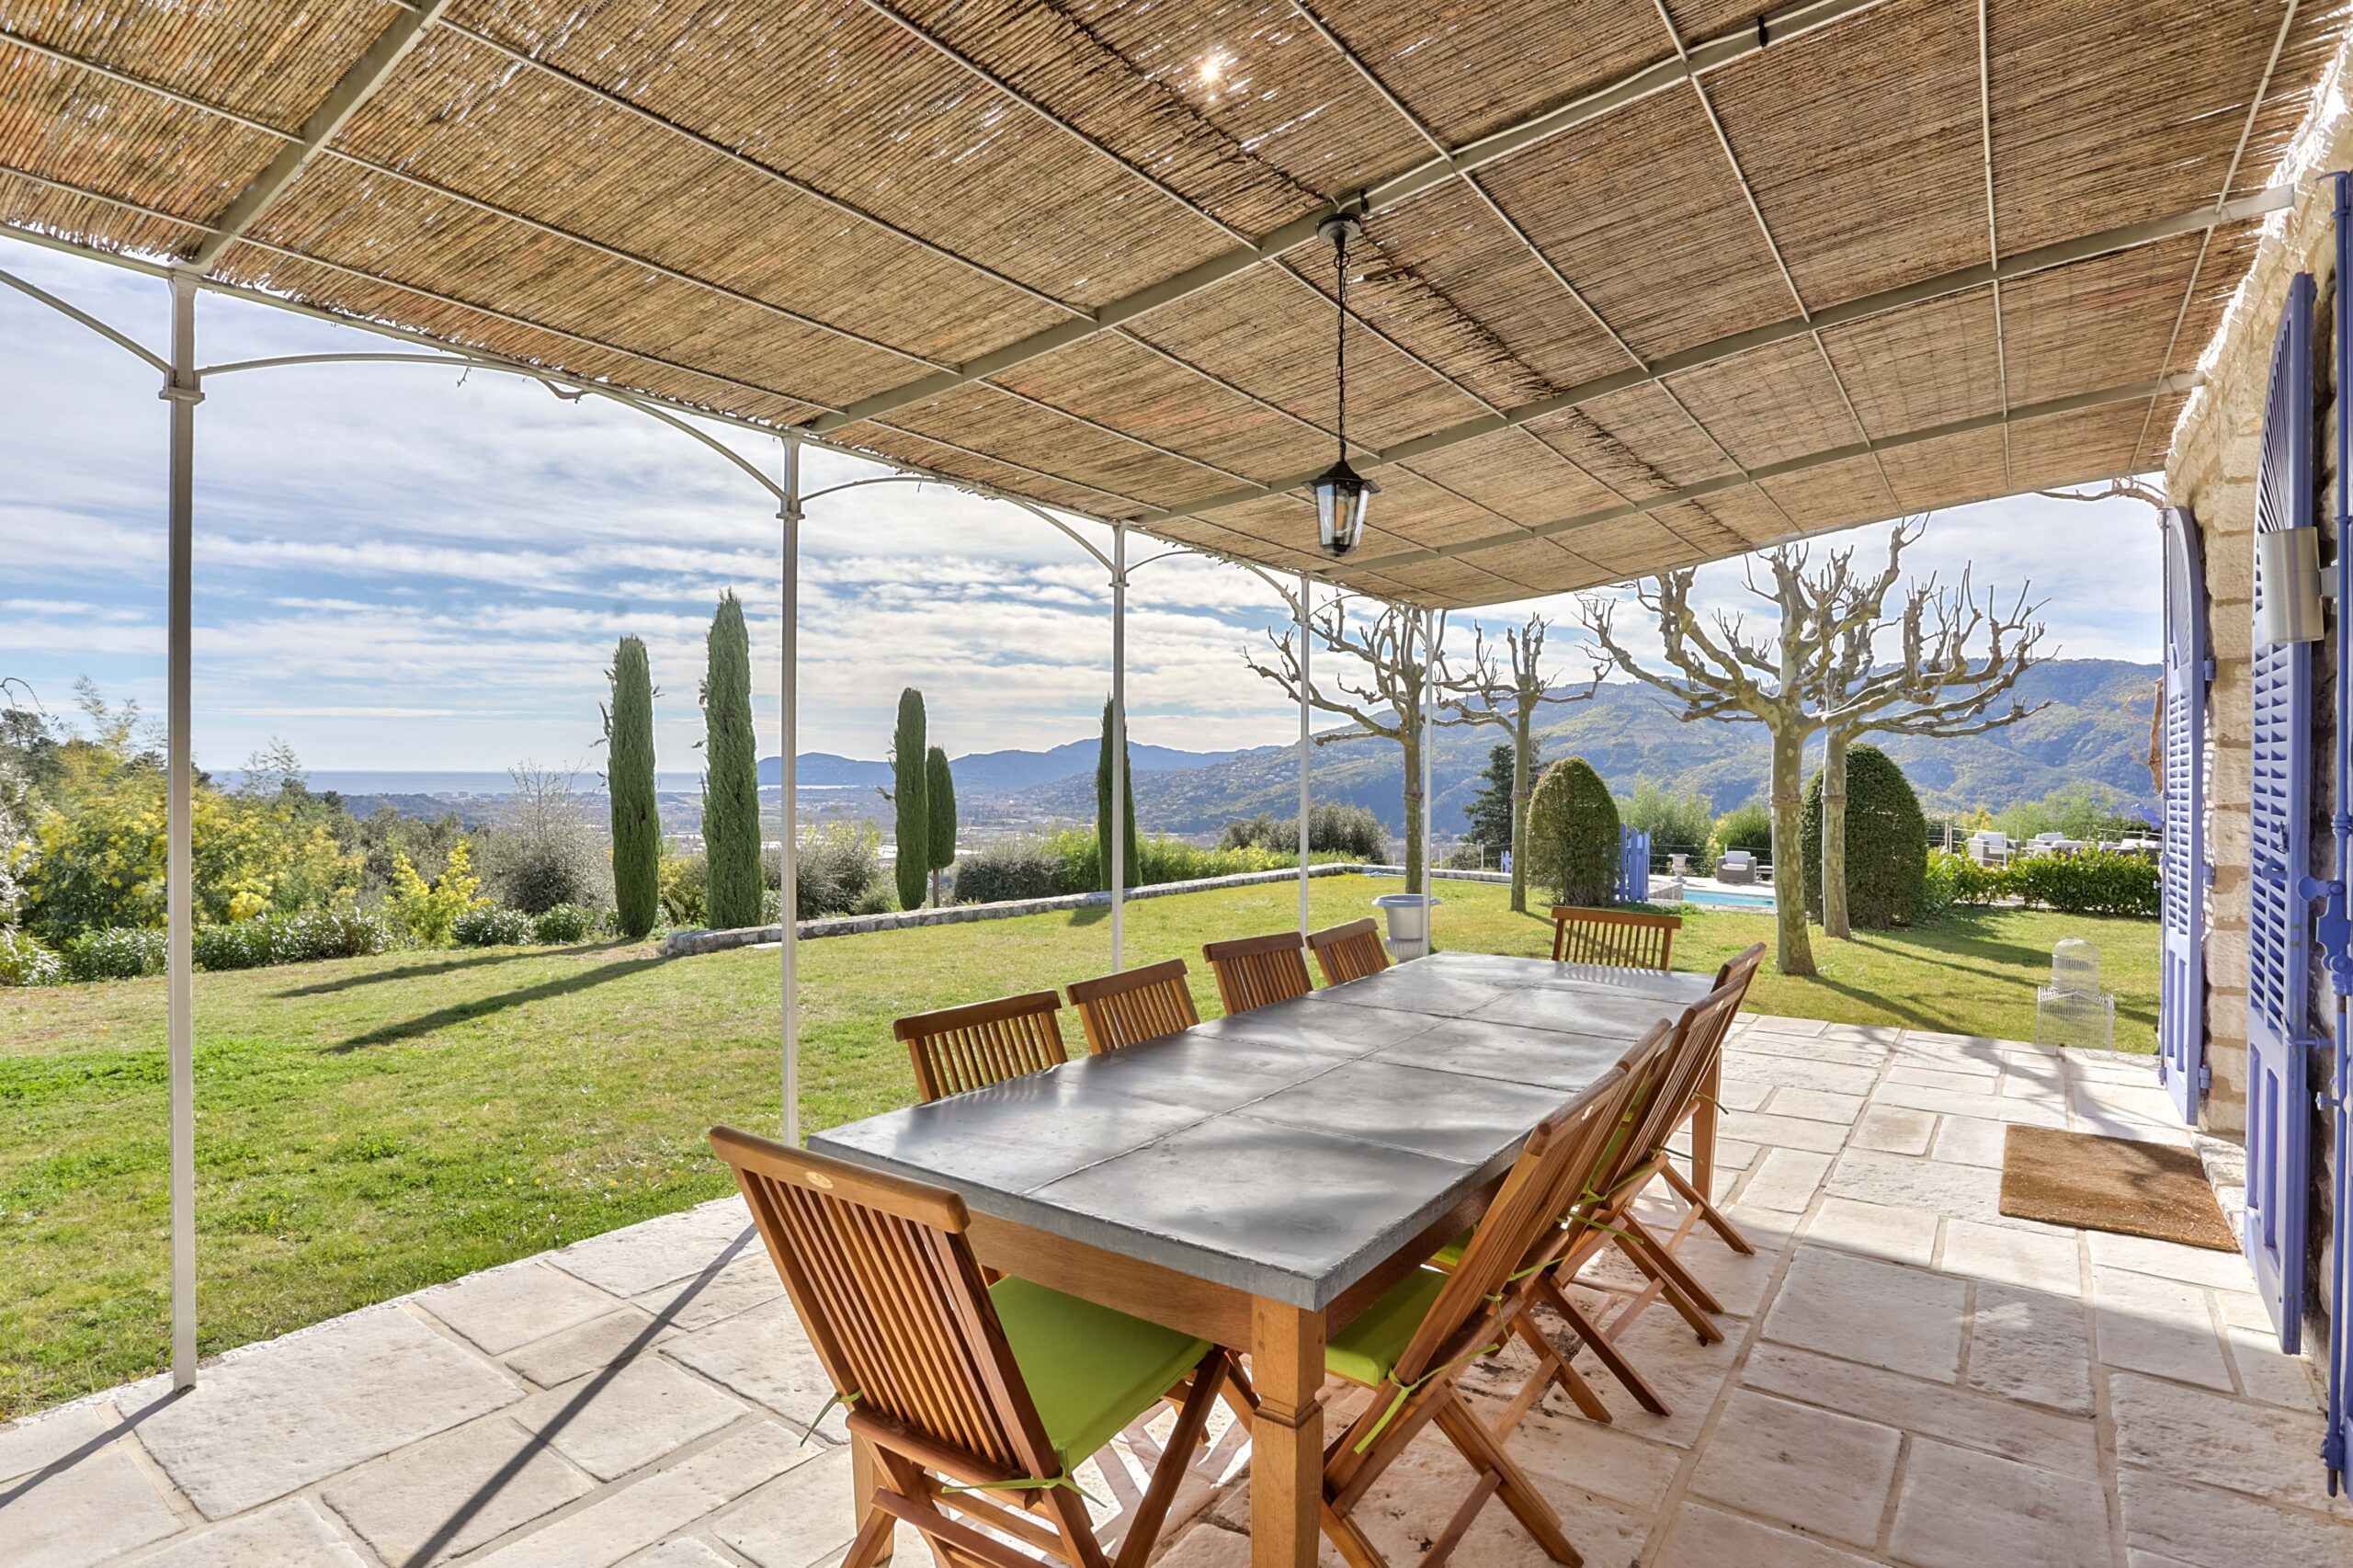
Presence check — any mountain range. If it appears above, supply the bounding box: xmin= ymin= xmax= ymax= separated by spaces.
xmin=760 ymin=658 xmax=2158 ymax=835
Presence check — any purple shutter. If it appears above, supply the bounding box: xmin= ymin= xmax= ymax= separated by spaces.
xmin=1619 ymin=827 xmax=1651 ymax=902
xmin=2159 ymin=506 xmax=2209 ymax=1124
xmin=2246 ymin=271 xmax=2314 ymax=1353
xmin=2327 ymin=175 xmax=2353 ymax=1494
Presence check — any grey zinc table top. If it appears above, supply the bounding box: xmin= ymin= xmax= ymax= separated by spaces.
xmin=810 ymin=951 xmax=1716 ymax=1309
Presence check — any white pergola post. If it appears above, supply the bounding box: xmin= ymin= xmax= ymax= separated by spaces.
xmin=1109 ymin=523 xmax=1127 ymax=971
xmin=779 ymin=437 xmax=802 ymax=1147
xmin=1420 ymin=611 xmax=1436 ymax=937
xmin=164 ymin=267 xmax=200 ymax=1391
xmin=1296 ymin=573 xmax=1312 ymax=937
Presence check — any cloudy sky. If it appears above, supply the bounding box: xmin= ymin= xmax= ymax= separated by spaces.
xmin=0 ymin=235 xmax=2165 ymax=776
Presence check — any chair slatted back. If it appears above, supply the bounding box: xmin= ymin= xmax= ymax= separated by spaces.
xmin=1307 ymin=917 xmax=1390 ymax=985
xmin=710 ymin=1127 xmax=1059 ymax=1484
xmin=1390 ymin=1062 xmax=1634 ymax=1389
xmin=1551 ymin=905 xmax=1681 ymax=970
xmin=1587 ymin=1016 xmax=1689 ymax=1201
xmin=1630 ymin=985 xmax=1746 ymax=1176
xmin=1065 ymin=958 xmax=1200 ymax=1052
xmin=1201 ymin=931 xmax=1313 ymax=1016
xmin=895 ymin=990 xmax=1069 ymax=1102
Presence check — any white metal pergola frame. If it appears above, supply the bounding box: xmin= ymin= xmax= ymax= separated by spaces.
xmin=0 ymin=250 xmax=1431 ymax=1392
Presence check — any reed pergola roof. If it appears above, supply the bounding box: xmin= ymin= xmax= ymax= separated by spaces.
xmin=0 ymin=0 xmax=2336 ymax=606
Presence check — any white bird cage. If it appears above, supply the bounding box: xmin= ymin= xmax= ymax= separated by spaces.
xmin=2037 ymin=936 xmax=2115 ymax=1051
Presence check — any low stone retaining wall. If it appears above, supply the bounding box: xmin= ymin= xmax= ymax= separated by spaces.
xmin=661 ymin=861 xmax=1536 ymax=956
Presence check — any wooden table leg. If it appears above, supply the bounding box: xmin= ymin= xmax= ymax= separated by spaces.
xmin=851 ymin=1435 xmax=892 ymax=1564
xmin=1249 ymin=1297 xmax=1325 ymax=1568
xmin=1692 ymin=1056 xmax=1721 ymax=1202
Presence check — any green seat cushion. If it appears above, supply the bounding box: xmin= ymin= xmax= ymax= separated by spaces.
xmin=990 ymin=1276 xmax=1211 ymax=1472
xmin=1427 ymin=1229 xmax=1474 ymax=1269
xmin=1325 ymin=1267 xmax=1449 ymax=1387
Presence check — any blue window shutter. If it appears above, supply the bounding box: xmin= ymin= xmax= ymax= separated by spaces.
xmin=2159 ymin=506 xmax=2208 ymax=1126
xmin=2246 ymin=270 xmax=2314 ymax=1354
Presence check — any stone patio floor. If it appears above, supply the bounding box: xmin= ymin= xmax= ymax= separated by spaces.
xmin=5 ymin=1013 xmax=2348 ymax=1568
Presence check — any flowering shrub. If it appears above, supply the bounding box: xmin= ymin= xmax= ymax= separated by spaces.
xmin=194 ymin=908 xmax=402 ymax=971
xmin=0 ymin=927 xmax=63 ymax=987
xmin=452 ymin=904 xmax=535 ymax=948
xmin=531 ymin=903 xmax=598 ymax=944
xmin=63 ymin=926 xmax=166 ymax=982
xmin=387 ymin=839 xmax=486 ymax=946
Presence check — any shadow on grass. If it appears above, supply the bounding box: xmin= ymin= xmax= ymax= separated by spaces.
xmin=326 ymin=955 xmax=667 ymax=1052
xmin=276 ymin=941 xmax=639 ymax=999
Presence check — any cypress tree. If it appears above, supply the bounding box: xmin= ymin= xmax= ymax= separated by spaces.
xmin=700 ymin=593 xmax=761 ymax=928
xmin=892 ymin=688 xmax=929 ymax=910
xmin=1094 ymin=698 xmax=1140 ymax=891
xmin=604 ymin=635 xmax=659 ymax=939
xmin=926 ymin=744 xmax=956 ymax=906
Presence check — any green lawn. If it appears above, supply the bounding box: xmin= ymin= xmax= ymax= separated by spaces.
xmin=0 ymin=874 xmax=2155 ymax=1417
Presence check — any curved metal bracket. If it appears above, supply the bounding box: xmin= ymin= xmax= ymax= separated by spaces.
xmin=0 ymin=263 xmax=169 ymax=375
xmin=801 ymin=471 xmax=1115 ymax=574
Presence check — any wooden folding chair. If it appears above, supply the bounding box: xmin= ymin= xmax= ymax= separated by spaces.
xmin=896 ymin=990 xmax=1069 ymax=1102
xmin=710 ymin=1127 xmax=1250 ymax=1568
xmin=1655 ymin=944 xmax=1766 ymax=1254
xmin=1307 ymin=916 xmax=1390 ymax=985
xmin=1317 ymin=1073 xmax=1627 ymax=1568
xmin=1527 ymin=983 xmax=1754 ymax=1420
xmin=1549 ymin=905 xmax=1680 ymax=969
xmin=1427 ymin=1026 xmax=1672 ymax=1434
xmin=1065 ymin=958 xmax=1199 ymax=1052
xmin=1200 ymin=930 xmax=1313 ymax=1016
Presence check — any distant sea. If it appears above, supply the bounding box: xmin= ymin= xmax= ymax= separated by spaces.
xmin=232 ymin=770 xmax=862 ymax=796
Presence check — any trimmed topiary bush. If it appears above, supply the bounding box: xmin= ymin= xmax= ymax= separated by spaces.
xmin=63 ymin=926 xmax=166 ymax=982
xmin=532 ymin=903 xmax=597 ymax=944
xmin=0 ymin=927 xmax=63 ymax=987
xmin=1526 ymin=757 xmax=1620 ymax=906
xmin=452 ymin=904 xmax=536 ymax=948
xmin=1802 ymin=745 xmax=1927 ymax=928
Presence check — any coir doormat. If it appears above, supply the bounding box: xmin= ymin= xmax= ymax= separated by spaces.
xmin=1998 ymin=1124 xmax=2235 ymax=1251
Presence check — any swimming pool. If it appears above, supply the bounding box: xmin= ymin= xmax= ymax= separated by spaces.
xmin=1680 ymin=888 xmax=1776 ymax=910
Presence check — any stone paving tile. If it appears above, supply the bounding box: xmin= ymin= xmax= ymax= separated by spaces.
xmin=710 ymin=1445 xmax=858 ymax=1568
xmin=319 ymin=1415 xmax=596 ymax=1565
xmin=1740 ymin=1148 xmax=1834 ymax=1211
xmin=1938 ymin=1218 xmax=2082 ymax=1296
xmin=1802 ymin=1195 xmax=1938 ymax=1267
xmin=135 ymin=1498 xmax=370 ymax=1566
xmin=1849 ymin=1105 xmax=1935 ymax=1155
xmin=2071 ymin=1080 xmax=2194 ymax=1145
xmin=2109 ymin=1372 xmax=2345 ymax=1514
xmin=0 ymin=1402 xmax=111 ymax=1483
xmin=2086 ymin=1229 xmax=2253 ymax=1290
xmin=1686 ymin=1389 xmax=1899 ymax=1549
xmin=1889 ymin=1437 xmax=2112 ymax=1568
xmin=2117 ymin=1467 xmax=2353 ymax=1565
xmin=471 ymin=1422 xmax=808 ymax=1568
xmin=514 ymin=1358 xmax=746 ymax=1482
xmin=1733 ymin=1034 xmax=1889 ymax=1070
xmin=1965 ymin=1282 xmax=2092 ymax=1415
xmin=1762 ymin=1087 xmax=1866 ymax=1125
xmin=504 ymin=1307 xmax=675 ymax=1388
xmin=618 ymin=1540 xmax=740 ymax=1568
xmin=1740 ymin=1342 xmax=2100 ymax=1479
xmin=659 ymin=1300 xmax=846 ymax=1441
xmin=1927 ymin=1115 xmax=2008 ymax=1168
xmin=132 ymin=1306 xmax=522 ymax=1518
xmin=417 ymin=1261 xmax=622 ymax=1356
xmin=2213 ymin=1291 xmax=2324 ymax=1410
xmin=1714 ymin=1053 xmax=1881 ymax=1096
xmin=1887 ymin=1065 xmax=1996 ymax=1094
xmin=1714 ymin=1075 xmax=1772 ymax=1111
xmin=550 ymin=1202 xmax=757 ymax=1299
xmin=2093 ymin=1267 xmax=2233 ymax=1391
xmin=630 ymin=1250 xmax=787 ymax=1334
xmin=1870 ymin=1080 xmax=2067 ymax=1127
xmin=1826 ymin=1147 xmax=2065 ymax=1233
xmin=1762 ymin=1245 xmax=1965 ymax=1382
xmin=1717 ymin=1108 xmax=1848 ymax=1153
xmin=1652 ymin=1502 xmax=1883 ymax=1567
xmin=0 ymin=1444 xmax=183 ymax=1568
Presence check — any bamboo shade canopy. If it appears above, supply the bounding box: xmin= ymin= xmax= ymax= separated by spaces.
xmin=0 ymin=0 xmax=2336 ymax=606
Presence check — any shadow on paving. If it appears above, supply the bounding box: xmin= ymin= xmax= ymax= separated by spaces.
xmin=326 ymin=956 xmax=668 ymax=1052
xmin=275 ymin=942 xmax=640 ymax=1000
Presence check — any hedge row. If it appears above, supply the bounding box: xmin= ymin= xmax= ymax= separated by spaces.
xmin=1926 ymin=847 xmax=2159 ymax=918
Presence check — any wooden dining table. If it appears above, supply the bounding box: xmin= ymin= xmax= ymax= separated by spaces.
xmin=808 ymin=949 xmax=1718 ymax=1567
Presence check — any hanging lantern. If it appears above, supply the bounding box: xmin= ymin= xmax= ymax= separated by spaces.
xmin=1310 ymin=214 xmax=1377 ymax=557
